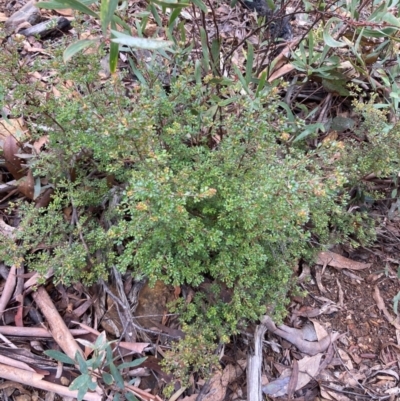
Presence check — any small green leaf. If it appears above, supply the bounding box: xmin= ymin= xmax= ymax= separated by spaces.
xmin=94 ymin=331 xmax=107 ymax=352
xmin=110 ymin=362 xmax=124 ymax=389
xmin=102 ymin=372 xmax=114 ymax=385
xmin=278 ymin=101 xmax=295 ymax=123
xmin=44 ymin=350 xmax=76 ymax=365
xmin=322 ymin=79 xmax=350 ymax=96
xmin=218 ymin=96 xmax=239 ymax=107
xmin=117 ymin=357 xmax=147 ymax=370
xmin=293 ymin=123 xmax=325 ymax=142
xmin=75 ymin=351 xmax=88 ymax=374
xmin=69 ymin=373 xmax=91 ymax=391
xmin=87 ymin=379 xmax=98 ymax=391
xmin=77 ymin=385 xmax=88 ymax=401
xmin=125 ymin=392 xmax=140 ymax=401
xmin=63 ymin=39 xmax=98 ymax=63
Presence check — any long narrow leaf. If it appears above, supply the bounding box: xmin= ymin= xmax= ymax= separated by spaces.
xmin=245 ymin=42 xmax=254 ymax=85
xmin=323 ymin=18 xmax=346 ymax=48
xmin=151 ymin=0 xmax=189 ymax=7
xmin=191 ymin=0 xmax=207 ymax=13
xmin=101 ymin=0 xmax=118 ymax=34
xmin=110 ymin=362 xmax=124 ymax=389
xmin=293 ymin=123 xmax=325 ymax=142
xmin=194 ymin=59 xmax=202 ymax=84
xmin=111 ymin=14 xmax=132 ymax=33
xmin=63 ymin=39 xmax=98 ymax=62
xmin=111 ymin=30 xmax=172 ymax=49
xmin=211 ymin=38 xmax=220 ymax=73
xmin=255 ymin=70 xmax=267 ymax=97
xmin=232 ymin=64 xmax=251 ymax=95
xmin=150 ymin=2 xmax=163 ymax=26
xmin=37 ymin=0 xmax=98 ymax=17
xmin=128 ymin=57 xmax=147 ymax=85
xmin=118 ymin=357 xmax=147 ymax=370
xmin=200 ymin=27 xmax=210 ymax=71
xmin=109 ymin=21 xmax=119 ymax=73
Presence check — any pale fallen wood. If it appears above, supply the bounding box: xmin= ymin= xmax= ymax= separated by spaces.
xmin=0 ymin=354 xmax=36 ymax=372
xmin=0 ymin=326 xmax=88 ymax=337
xmin=125 ymin=382 xmax=163 ymax=401
xmin=31 ymin=286 xmax=84 ymax=360
xmin=0 ymin=217 xmax=16 ymax=238
xmin=19 ymin=17 xmax=72 ymax=38
xmin=4 ymin=0 xmax=41 ymax=34
xmin=24 ymin=269 xmax=54 ymax=290
xmin=373 ymin=286 xmax=400 ymax=330
xmin=0 ymin=265 xmax=16 ymax=317
xmin=0 ymin=363 xmax=102 ymax=401
xmin=247 ymin=315 xmax=268 ymax=401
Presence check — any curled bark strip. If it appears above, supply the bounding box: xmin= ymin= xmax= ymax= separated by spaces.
xmin=264 ymin=315 xmax=340 ymax=355
xmin=0 ymin=265 xmax=16 ymax=317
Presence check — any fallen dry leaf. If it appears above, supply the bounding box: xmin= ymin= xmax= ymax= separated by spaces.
xmin=316 ymin=251 xmax=371 ymax=270
xmin=0 ymin=117 xmax=27 ymax=141
xmin=263 ymin=354 xmax=323 ymax=397
xmin=18 ymin=169 xmax=35 ymax=200
xmin=3 ymin=135 xmax=25 ymax=179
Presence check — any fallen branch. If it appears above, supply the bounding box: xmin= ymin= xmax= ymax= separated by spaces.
xmin=0 ymin=363 xmax=102 ymax=401
xmin=247 ymin=315 xmax=269 ymax=401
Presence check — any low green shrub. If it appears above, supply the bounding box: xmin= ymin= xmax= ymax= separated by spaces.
xmin=0 ymin=48 xmax=384 ymax=383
